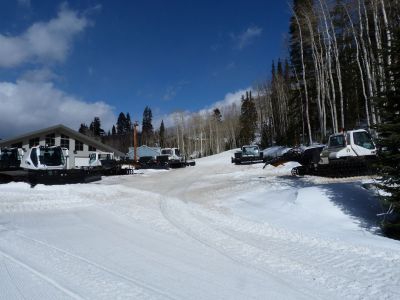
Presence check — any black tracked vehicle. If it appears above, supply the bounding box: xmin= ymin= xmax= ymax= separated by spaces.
xmin=231 ymin=145 xmax=264 ymax=165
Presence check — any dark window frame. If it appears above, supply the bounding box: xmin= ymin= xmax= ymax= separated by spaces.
xmin=11 ymin=142 xmax=22 ymax=148
xmin=29 ymin=137 xmax=40 ymax=148
xmin=75 ymin=140 xmax=84 ymax=151
xmin=45 ymin=133 xmax=55 ymax=146
xmin=60 ymin=134 xmax=70 ymax=149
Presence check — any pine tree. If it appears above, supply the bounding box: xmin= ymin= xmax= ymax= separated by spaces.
xmin=142 ymin=106 xmax=154 ymax=145
xmin=260 ymin=122 xmax=270 ymax=148
xmin=375 ymin=27 xmax=400 ymax=236
xmin=90 ymin=117 xmax=104 ymax=136
xmin=116 ymin=112 xmax=127 ymax=134
xmin=238 ymin=91 xmax=258 ymax=145
xmin=213 ymin=108 xmax=222 ymax=122
xmin=159 ymin=120 xmax=165 ymax=148
xmin=112 ymin=125 xmax=116 ymax=135
xmin=78 ymin=123 xmax=89 ymax=135
xmin=126 ymin=113 xmax=132 ymax=133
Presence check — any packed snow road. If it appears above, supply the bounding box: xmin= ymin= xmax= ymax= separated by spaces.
xmin=0 ymin=150 xmax=399 ymax=299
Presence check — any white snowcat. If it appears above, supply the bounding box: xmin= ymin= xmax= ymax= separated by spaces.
xmin=89 ymin=152 xmax=115 ymax=167
xmin=18 ymin=145 xmax=102 ymax=186
xmin=319 ymin=129 xmax=376 ymax=164
xmin=21 ymin=145 xmax=67 ymax=170
xmin=264 ymin=129 xmax=377 ymax=177
xmin=89 ymin=152 xmax=123 ymax=175
xmin=159 ymin=148 xmax=195 ymax=168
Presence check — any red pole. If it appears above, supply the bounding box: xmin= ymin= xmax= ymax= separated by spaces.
xmin=133 ymin=121 xmax=138 ymax=162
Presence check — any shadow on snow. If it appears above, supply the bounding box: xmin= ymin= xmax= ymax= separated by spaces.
xmin=278 ymin=176 xmax=383 ymax=235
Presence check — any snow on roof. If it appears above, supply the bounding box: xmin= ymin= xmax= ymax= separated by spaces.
xmin=262 ymin=146 xmax=292 ymax=158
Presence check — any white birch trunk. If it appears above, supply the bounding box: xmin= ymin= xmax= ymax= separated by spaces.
xmin=293 ymin=9 xmax=313 ymax=145
xmin=358 ymin=0 xmax=376 ymax=125
xmin=345 ymin=4 xmax=370 ymax=127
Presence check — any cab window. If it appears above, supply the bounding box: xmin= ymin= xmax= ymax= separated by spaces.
xmin=329 ymin=135 xmax=345 ymax=148
xmin=353 ymin=132 xmax=374 ymax=149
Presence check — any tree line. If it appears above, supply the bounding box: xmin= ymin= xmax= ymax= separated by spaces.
xmin=78 ymin=106 xmax=156 ymax=153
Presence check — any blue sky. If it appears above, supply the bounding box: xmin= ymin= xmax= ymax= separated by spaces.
xmin=0 ymin=0 xmax=290 ymax=138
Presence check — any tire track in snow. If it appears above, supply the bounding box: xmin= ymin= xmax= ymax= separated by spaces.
xmin=190 ymin=204 xmax=400 ymax=300
xmin=0 ymin=249 xmax=84 ymax=300
xmin=195 ymin=213 xmax=400 ymax=299
xmin=14 ymin=232 xmax=178 ymax=300
xmin=160 ymin=196 xmax=400 ymax=300
xmin=159 ymin=196 xmax=325 ymax=300
xmin=1 ymin=257 xmax=28 ymax=300
xmin=132 ymin=157 xmax=399 ymax=299
xmin=0 ymin=233 xmax=177 ymax=300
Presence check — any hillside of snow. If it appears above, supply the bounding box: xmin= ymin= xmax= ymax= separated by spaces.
xmin=0 ymin=150 xmax=399 ymax=299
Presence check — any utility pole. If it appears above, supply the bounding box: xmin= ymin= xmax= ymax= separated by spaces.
xmin=200 ymin=131 xmax=203 ymax=157
xmin=133 ymin=121 xmax=139 ymax=162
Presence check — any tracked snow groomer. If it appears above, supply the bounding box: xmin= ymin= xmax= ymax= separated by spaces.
xmin=159 ymin=148 xmax=195 ymax=168
xmin=19 ymin=145 xmax=101 ymax=185
xmin=88 ymin=152 xmax=128 ymax=175
xmin=0 ymin=147 xmax=24 ymax=171
xmin=264 ymin=129 xmax=377 ymax=177
xmin=1 ymin=146 xmax=134 ymax=186
xmin=231 ymin=145 xmax=264 ymax=165
xmin=21 ymin=145 xmax=67 ymax=170
xmin=0 ymin=147 xmax=25 ymax=183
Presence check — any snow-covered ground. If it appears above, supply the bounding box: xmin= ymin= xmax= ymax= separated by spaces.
xmin=0 ymin=150 xmax=399 ymax=299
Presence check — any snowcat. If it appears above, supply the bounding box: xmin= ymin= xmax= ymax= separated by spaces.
xmin=159 ymin=148 xmax=195 ymax=168
xmin=0 ymin=147 xmax=24 ymax=171
xmin=0 ymin=147 xmax=25 ymax=183
xmin=231 ymin=145 xmax=264 ymax=165
xmin=17 ymin=145 xmax=101 ymax=186
xmin=89 ymin=152 xmax=123 ymax=175
xmin=136 ymin=155 xmax=169 ymax=169
xmin=21 ymin=145 xmax=67 ymax=170
xmin=264 ymin=129 xmax=377 ymax=177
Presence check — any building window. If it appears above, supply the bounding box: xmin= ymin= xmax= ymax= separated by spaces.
xmin=89 ymin=145 xmax=96 ymax=151
xmin=75 ymin=140 xmax=83 ymax=151
xmin=11 ymin=142 xmax=22 ymax=148
xmin=29 ymin=137 xmax=40 ymax=148
xmin=61 ymin=134 xmax=70 ymax=149
xmin=45 ymin=133 xmax=55 ymax=146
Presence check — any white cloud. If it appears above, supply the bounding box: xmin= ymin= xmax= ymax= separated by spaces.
xmin=198 ymin=87 xmax=251 ymax=115
xmin=0 ymin=79 xmax=116 ymax=139
xmin=231 ymin=26 xmax=263 ymax=50
xmin=0 ymin=5 xmax=88 ymax=68
xmin=153 ymin=87 xmax=251 ymax=128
